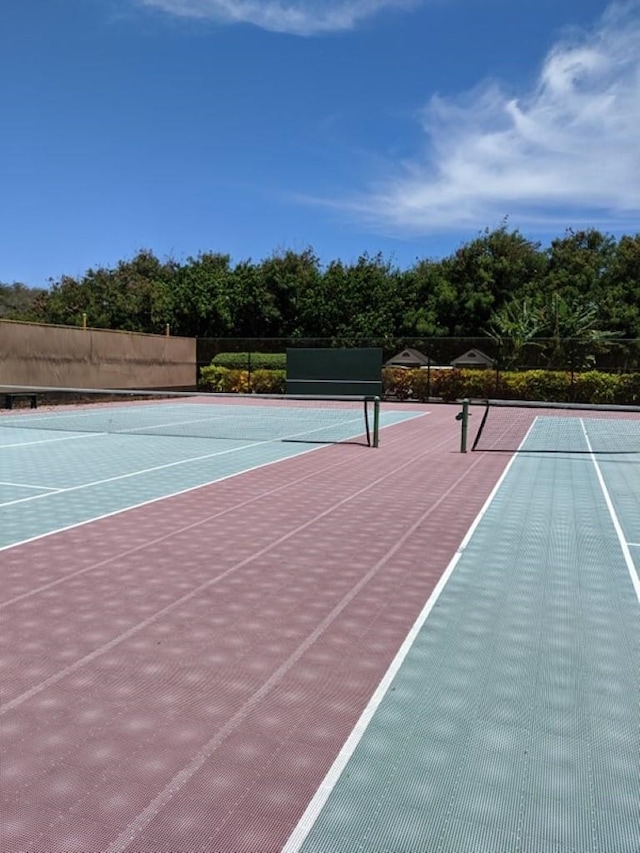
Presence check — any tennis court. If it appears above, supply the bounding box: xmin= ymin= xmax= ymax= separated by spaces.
xmin=1 ymin=394 xmax=639 ymax=852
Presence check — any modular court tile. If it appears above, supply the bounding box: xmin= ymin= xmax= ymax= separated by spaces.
xmin=2 ymin=407 xmax=639 ymax=852
xmin=289 ymin=424 xmax=640 ymax=853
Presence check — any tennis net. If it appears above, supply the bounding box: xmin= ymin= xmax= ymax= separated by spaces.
xmin=0 ymin=386 xmax=380 ymax=446
xmin=471 ymin=399 xmax=640 ymax=454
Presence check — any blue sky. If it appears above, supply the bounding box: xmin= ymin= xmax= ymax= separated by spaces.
xmin=1 ymin=0 xmax=638 ymax=286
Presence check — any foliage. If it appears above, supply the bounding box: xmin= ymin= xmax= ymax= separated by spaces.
xmin=211 ymin=352 xmax=287 ymax=370
xmin=5 ymin=227 xmax=640 ymax=371
xmin=484 ymin=297 xmax=545 ymax=369
xmin=0 ymin=282 xmax=47 ymax=319
xmin=382 ymin=367 xmax=640 ymax=405
xmin=382 ymin=368 xmax=415 ymax=400
xmin=199 ymin=365 xmax=286 ymax=393
xmin=431 ymin=369 xmax=497 ymax=402
xmin=571 ymin=370 xmax=618 ymax=404
xmin=199 ymin=367 xmax=248 ymax=393
xmin=248 ymin=369 xmax=286 ymax=394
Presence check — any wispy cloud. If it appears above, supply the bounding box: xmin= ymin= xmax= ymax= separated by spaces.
xmin=137 ymin=0 xmax=416 ymax=35
xmin=339 ymin=2 xmax=640 ymax=232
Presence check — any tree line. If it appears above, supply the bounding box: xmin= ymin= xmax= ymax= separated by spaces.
xmin=2 ymin=226 xmax=639 ymax=345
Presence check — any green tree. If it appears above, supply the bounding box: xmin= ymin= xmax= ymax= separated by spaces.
xmin=256 ymin=248 xmax=321 ymax=337
xmin=542 ymin=229 xmax=617 ymax=305
xmin=598 ymin=233 xmax=640 ymax=338
xmin=400 ymin=259 xmax=457 ymax=337
xmin=33 ymin=250 xmax=177 ymax=332
xmin=0 ymin=282 xmax=47 ymax=319
xmin=167 ymin=253 xmax=234 ymax=337
xmin=439 ymin=224 xmax=546 ymax=335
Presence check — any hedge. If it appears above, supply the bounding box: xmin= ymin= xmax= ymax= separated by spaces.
xmin=210 ymin=352 xmax=286 ymax=370
xmin=382 ymin=367 xmax=640 ymax=405
xmin=200 ymin=364 xmax=640 ymax=405
xmin=200 ymin=365 xmax=286 ymax=393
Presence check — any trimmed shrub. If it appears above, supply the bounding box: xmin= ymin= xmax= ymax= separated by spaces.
xmin=382 ymin=368 xmax=414 ymax=400
xmin=614 ymin=372 xmax=640 ymax=404
xmin=431 ymin=369 xmax=470 ymax=401
xmin=200 ymin=365 xmax=286 ymax=393
xmin=247 ymin=369 xmax=286 ymax=394
xmin=572 ymin=370 xmax=618 ymax=404
xmin=515 ymin=370 xmax=572 ymax=402
xmin=203 ymin=363 xmax=640 ymax=406
xmin=200 ymin=366 xmax=249 ymax=393
xmin=211 ymin=352 xmax=286 ymax=370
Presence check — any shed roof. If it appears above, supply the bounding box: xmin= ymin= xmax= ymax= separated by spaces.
xmin=450 ymin=348 xmax=494 ymax=367
xmin=384 ymin=348 xmax=432 ymax=367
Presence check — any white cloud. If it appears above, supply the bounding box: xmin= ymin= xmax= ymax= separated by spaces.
xmin=341 ymin=2 xmax=640 ymax=232
xmin=137 ymin=0 xmax=416 ymax=35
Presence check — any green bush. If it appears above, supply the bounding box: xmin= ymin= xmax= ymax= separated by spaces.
xmin=514 ymin=370 xmax=572 ymax=402
xmin=382 ymin=368 xmax=414 ymax=400
xmin=200 ymin=365 xmax=286 ymax=393
xmin=381 ymin=367 xmax=640 ymax=405
xmin=431 ymin=369 xmax=472 ymax=401
xmin=614 ymin=372 xmax=640 ymax=404
xmin=572 ymin=370 xmax=618 ymax=404
xmin=200 ymin=366 xmax=249 ymax=392
xmin=211 ymin=352 xmax=286 ymax=370
xmin=248 ymin=368 xmax=286 ymax=394
xmin=202 ymin=363 xmax=640 ymax=405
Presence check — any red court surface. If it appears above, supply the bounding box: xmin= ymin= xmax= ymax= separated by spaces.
xmin=1 ymin=405 xmax=509 ymax=853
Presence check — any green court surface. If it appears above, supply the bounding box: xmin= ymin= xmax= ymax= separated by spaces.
xmin=285 ymin=418 xmax=640 ymax=853
xmin=0 ymin=403 xmax=419 ymax=548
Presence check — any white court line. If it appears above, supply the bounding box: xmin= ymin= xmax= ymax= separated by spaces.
xmin=0 ymin=427 xmax=458 ymax=713
xmin=0 ymin=481 xmax=62 ymax=492
xmin=581 ymin=420 xmax=640 ymax=603
xmin=0 ymin=407 xmax=386 ymax=511
xmin=0 ymin=432 xmax=102 ymax=448
xmin=0 ymin=437 xmax=283 ymax=510
xmin=0 ymin=409 xmax=424 ymax=549
xmin=0 ymin=430 xmax=366 ymax=553
xmin=282 ymin=442 xmax=522 ymax=851
xmin=100 ymin=435 xmax=480 ymax=853
xmin=628 ymin=542 xmax=640 ymax=547
xmin=1 ymin=419 xmax=419 ymax=595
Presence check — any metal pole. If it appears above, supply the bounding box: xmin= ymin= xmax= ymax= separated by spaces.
xmin=373 ymin=397 xmax=380 ymax=448
xmin=457 ymin=398 xmax=469 ymax=453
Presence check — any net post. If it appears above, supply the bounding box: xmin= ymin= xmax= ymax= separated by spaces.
xmin=456 ymin=398 xmax=469 ymax=453
xmin=373 ymin=397 xmax=380 ymax=448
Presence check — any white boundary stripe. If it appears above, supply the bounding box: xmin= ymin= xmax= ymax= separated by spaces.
xmin=101 ymin=435 xmax=483 ymax=853
xmin=581 ymin=420 xmax=640 ymax=603
xmin=0 ymin=433 xmax=101 ymax=448
xmin=282 ymin=447 xmax=522 ymax=852
xmin=0 ymin=428 xmax=460 ymax=715
xmin=0 ymin=481 xmax=61 ymax=492
xmin=0 ymin=442 xmax=332 ymax=553
xmin=0 ymin=437 xmax=290 ymax=510
xmin=0 ymin=410 xmax=418 ymax=553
